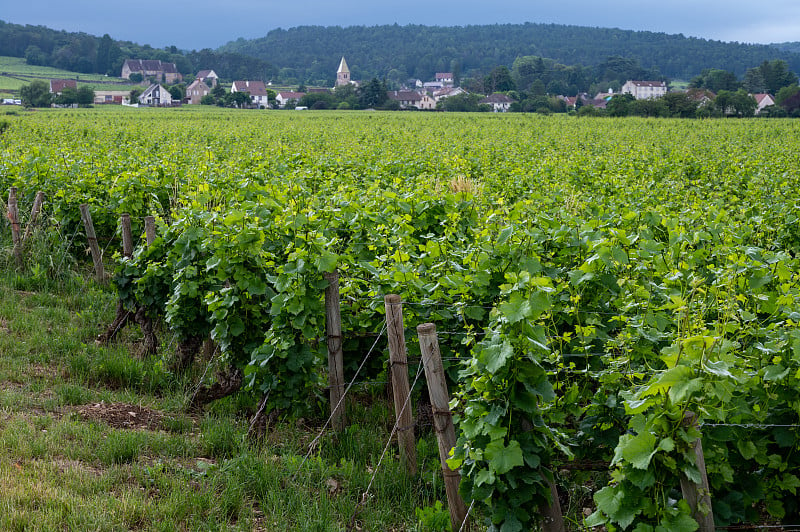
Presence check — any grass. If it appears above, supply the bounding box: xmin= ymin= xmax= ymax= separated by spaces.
xmin=0 ymin=249 xmax=456 ymax=531
xmin=0 ymin=56 xmax=144 ymax=95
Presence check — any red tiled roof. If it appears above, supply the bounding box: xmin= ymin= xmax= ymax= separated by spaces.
xmin=49 ymin=79 xmax=77 ymax=93
xmin=387 ymin=90 xmax=422 ymax=101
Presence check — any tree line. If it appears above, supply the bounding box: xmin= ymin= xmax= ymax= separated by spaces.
xmin=221 ymin=23 xmax=800 ymax=85
xmin=0 ymin=20 xmax=275 ymax=81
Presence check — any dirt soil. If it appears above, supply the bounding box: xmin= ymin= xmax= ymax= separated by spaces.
xmin=76 ymin=402 xmax=165 ymax=431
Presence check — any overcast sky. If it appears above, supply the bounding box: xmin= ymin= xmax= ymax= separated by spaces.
xmin=5 ymin=1 xmax=800 ymax=50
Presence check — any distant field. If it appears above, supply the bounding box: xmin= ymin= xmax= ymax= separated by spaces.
xmin=0 ymin=56 xmax=142 ymax=94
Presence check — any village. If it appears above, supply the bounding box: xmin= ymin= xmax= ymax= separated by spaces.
xmin=10 ymin=55 xmax=784 ymax=116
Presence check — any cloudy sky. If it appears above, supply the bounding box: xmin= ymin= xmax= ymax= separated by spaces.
xmin=5 ymin=1 xmax=800 ymax=50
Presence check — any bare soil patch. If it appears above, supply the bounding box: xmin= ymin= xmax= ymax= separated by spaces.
xmin=76 ymin=401 xmax=165 ymax=431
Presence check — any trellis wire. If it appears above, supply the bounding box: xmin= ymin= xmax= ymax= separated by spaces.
xmin=348 ymin=360 xmax=425 ymax=528
xmin=290 ymin=319 xmax=388 ymax=482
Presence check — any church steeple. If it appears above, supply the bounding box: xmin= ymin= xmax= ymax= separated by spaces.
xmin=336 ymin=57 xmax=350 ymax=86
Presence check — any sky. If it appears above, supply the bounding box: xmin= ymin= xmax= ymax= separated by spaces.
xmin=4 ymin=1 xmax=800 ymax=50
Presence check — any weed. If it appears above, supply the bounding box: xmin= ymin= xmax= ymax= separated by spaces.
xmin=99 ymin=430 xmax=144 ymax=465
xmin=56 ymin=384 xmax=92 ymax=406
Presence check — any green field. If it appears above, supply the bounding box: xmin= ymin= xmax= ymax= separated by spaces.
xmin=0 ymin=56 xmax=142 ymax=95
xmin=1 ymin=108 xmax=800 ymax=530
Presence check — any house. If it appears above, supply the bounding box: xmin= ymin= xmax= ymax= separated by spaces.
xmin=387 ymin=90 xmax=422 ymax=109
xmin=93 ymin=90 xmax=129 ymax=105
xmin=138 ymin=83 xmax=173 ymax=106
xmin=336 ymin=57 xmax=351 ymax=87
xmin=433 ymin=87 xmax=466 ymax=102
xmin=418 ymin=93 xmax=436 ymax=110
xmin=275 ymin=91 xmax=306 ymax=108
xmin=621 ymin=80 xmax=667 ymax=100
xmin=196 ymin=70 xmax=219 ymax=88
xmin=480 ymin=93 xmax=514 ymax=112
xmin=686 ymin=88 xmax=715 ymax=107
xmin=753 ymin=93 xmax=775 ymax=115
xmin=49 ymin=79 xmax=77 ymax=95
xmin=435 ymin=73 xmax=454 ymax=86
xmin=232 ymin=80 xmax=270 ymax=108
xmin=122 ymin=59 xmax=182 ymax=84
xmin=186 ymin=79 xmax=211 ymax=105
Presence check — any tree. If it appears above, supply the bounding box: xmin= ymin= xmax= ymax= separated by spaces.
xmin=742 ymin=68 xmax=766 ymax=93
xmin=200 ymin=94 xmax=215 ymax=105
xmin=128 ymin=73 xmax=143 ymax=83
xmin=436 ymin=93 xmax=485 ymax=112
xmin=358 ymin=78 xmax=388 ymax=109
xmin=690 ymin=69 xmax=739 ymax=93
xmin=661 ymin=92 xmax=698 ymax=118
xmin=605 ymin=93 xmax=635 ymax=116
xmin=168 ymin=85 xmax=184 ymax=101
xmin=226 ymin=91 xmax=251 ymax=108
xmin=20 ymin=80 xmax=52 ymax=107
xmin=96 ymin=34 xmax=113 ymax=75
xmin=129 ymin=88 xmax=142 ymax=104
xmin=758 ymin=60 xmax=799 ymax=94
xmin=484 ymin=66 xmax=515 ymax=93
xmin=55 ymin=86 xmax=78 ymax=106
xmin=77 ymin=86 xmax=95 ymax=106
xmin=776 ymin=84 xmax=800 ymax=105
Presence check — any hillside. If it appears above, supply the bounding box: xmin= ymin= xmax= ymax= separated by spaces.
xmin=220 ymin=23 xmax=800 ymax=84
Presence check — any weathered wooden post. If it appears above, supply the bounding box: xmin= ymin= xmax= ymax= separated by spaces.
xmin=385 ymin=294 xmax=418 ymax=476
xmin=120 ymin=213 xmax=133 ymax=258
xmin=144 ymin=215 xmax=156 ymax=246
xmin=8 ymin=188 xmax=21 ymax=264
xmin=417 ymin=322 xmax=468 ymax=531
xmin=542 ymin=477 xmax=566 ymax=532
xmin=679 ymin=412 xmax=714 ymax=532
xmin=324 ymin=270 xmax=346 ymax=431
xmin=21 ymin=191 xmax=45 ymax=245
xmin=79 ymin=203 xmax=105 ymax=284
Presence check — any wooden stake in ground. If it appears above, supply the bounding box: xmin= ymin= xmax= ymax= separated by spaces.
xmin=8 ymin=188 xmax=21 ymax=264
xmin=679 ymin=412 xmax=715 ymax=532
xmin=324 ymin=270 xmax=346 ymax=432
xmin=542 ymin=476 xmax=566 ymax=532
xmin=417 ymin=323 xmax=468 ymax=531
xmin=21 ymin=191 xmax=45 ymax=245
xmin=120 ymin=213 xmax=133 ymax=258
xmin=385 ymin=294 xmax=417 ymax=476
xmin=144 ymin=215 xmax=156 ymax=246
xmin=79 ymin=203 xmax=105 ymax=284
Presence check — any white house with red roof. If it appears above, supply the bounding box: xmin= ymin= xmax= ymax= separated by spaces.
xmin=232 ymin=80 xmax=270 ymax=108
xmin=621 ymin=80 xmax=667 ymax=100
xmin=275 ymin=91 xmax=306 ymax=108
xmin=752 ymin=93 xmax=775 ymax=114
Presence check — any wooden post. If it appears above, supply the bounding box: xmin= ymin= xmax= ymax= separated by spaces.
xmin=679 ymin=412 xmax=714 ymax=532
xmin=324 ymin=270 xmax=346 ymax=431
xmin=79 ymin=203 xmax=105 ymax=284
xmin=417 ymin=323 xmax=468 ymax=531
xmin=8 ymin=188 xmax=21 ymax=264
xmin=385 ymin=294 xmax=418 ymax=476
xmin=21 ymin=191 xmax=45 ymax=244
xmin=120 ymin=213 xmax=133 ymax=258
xmin=542 ymin=476 xmax=566 ymax=532
xmin=144 ymin=215 xmax=156 ymax=246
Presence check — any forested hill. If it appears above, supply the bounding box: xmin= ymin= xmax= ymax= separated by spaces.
xmin=220 ymin=23 xmax=800 ymax=84
xmin=0 ymin=19 xmax=274 ymax=81
xmin=773 ymin=42 xmax=800 ymax=55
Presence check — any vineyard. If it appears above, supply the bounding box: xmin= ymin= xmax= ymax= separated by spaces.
xmin=2 ymin=106 xmax=800 ymax=531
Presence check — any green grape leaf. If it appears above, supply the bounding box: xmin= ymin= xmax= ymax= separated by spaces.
xmin=485 ymin=439 xmax=523 ymax=475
